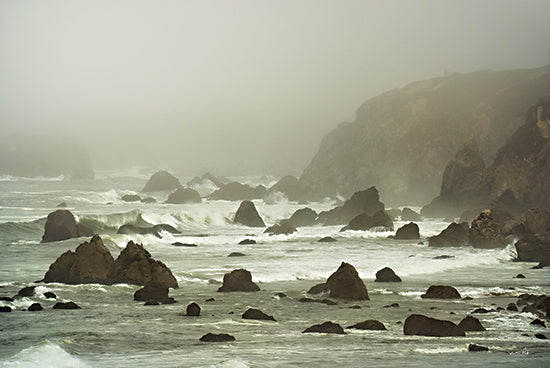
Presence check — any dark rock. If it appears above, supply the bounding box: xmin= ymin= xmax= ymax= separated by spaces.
xmin=472 ymin=308 xmax=491 ymax=314
xmin=469 ymin=210 xmax=507 ymax=248
xmin=428 ymin=222 xmax=471 ymax=247
xmin=458 ymin=316 xmax=485 ymax=331
xmin=326 ymin=262 xmax=369 ymax=300
xmin=186 ymin=302 xmax=201 ymax=316
xmin=121 ymin=194 xmax=141 ymax=202
xmin=318 ymin=236 xmax=337 ymax=243
xmin=535 ymin=333 xmax=547 ymax=339
xmin=393 ymin=222 xmax=420 ymax=240
xmin=522 ymin=304 xmax=539 ymax=314
xmin=524 ymin=208 xmax=550 ymax=234
xmin=299 ymin=298 xmax=337 ymax=305
xmin=228 ymin=252 xmax=246 ymax=257
xmin=53 ymin=301 xmax=81 ymax=309
xmin=346 ymin=320 xmax=386 ymax=330
xmin=307 ymin=283 xmax=329 ymax=295
xmin=165 ymin=188 xmax=202 ymax=204
xmin=172 ymin=242 xmax=198 ymax=247
xmin=41 ymin=210 xmax=93 ymax=243
xmin=318 ymin=187 xmax=385 ymax=225
xmin=186 ymin=172 xmax=226 ymax=188
xmin=56 ymin=202 xmax=67 ymax=208
xmin=403 ymin=314 xmax=465 ymax=337
xmin=0 ymin=306 xmax=12 ymax=312
xmin=401 ymin=208 xmax=421 ymax=222
xmin=142 ymin=171 xmax=182 ymax=192
xmin=28 ymin=303 xmax=43 ymax=312
xmin=299 ymin=297 xmax=315 ymax=303
xmin=432 ymin=255 xmax=455 ymax=259
xmin=16 ymin=286 xmax=36 ymax=298
xmin=117 ymin=224 xmax=180 ymax=238
xmin=340 ymin=210 xmax=393 ymax=232
xmin=374 ymin=267 xmax=401 ymax=282
xmin=140 ymin=197 xmax=156 ymax=204
xmin=515 ymin=274 xmax=526 ymax=279
xmin=144 ymin=300 xmax=159 ymax=306
xmin=530 ymin=318 xmax=546 ymax=327
xmin=468 ymin=344 xmax=489 ymax=352
xmin=208 ymin=182 xmax=266 ymax=201
xmin=199 ymin=333 xmax=236 ymax=342
xmin=507 ymin=303 xmax=518 ymax=311
xmin=421 ymin=285 xmax=461 ymax=299
xmin=205 ymin=298 xmax=215 ymax=302
xmin=233 ymin=201 xmax=265 ymax=227
xmin=43 ymin=235 xmax=114 ymax=284
xmin=0 ymin=296 xmax=14 ymax=302
xmin=302 ymin=321 xmax=345 ymax=334
xmin=515 ymin=233 xmax=550 ymax=264
xmin=217 ymin=269 xmax=260 ymax=292
xmin=264 ymin=221 xmax=297 ymax=235
xmin=238 ymin=239 xmax=256 ymax=245
xmin=134 ymin=282 xmax=173 ymax=303
xmin=384 ymin=303 xmax=400 ymax=308
xmin=242 ymin=308 xmax=276 ymax=321
xmin=275 ymin=292 xmax=287 ymax=298
xmin=287 ymin=208 xmax=317 ymax=227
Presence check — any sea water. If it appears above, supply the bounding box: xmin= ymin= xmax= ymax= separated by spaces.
xmin=1 ymin=170 xmax=549 ymax=367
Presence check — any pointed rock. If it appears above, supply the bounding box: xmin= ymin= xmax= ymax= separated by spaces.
xmin=326 ymin=262 xmax=369 ymax=300
xmin=233 ymin=201 xmax=265 ymax=227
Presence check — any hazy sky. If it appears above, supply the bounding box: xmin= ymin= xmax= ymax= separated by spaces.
xmin=1 ymin=0 xmax=549 ymax=175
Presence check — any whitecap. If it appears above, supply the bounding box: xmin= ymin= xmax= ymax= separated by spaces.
xmin=1 ymin=340 xmax=88 ymax=368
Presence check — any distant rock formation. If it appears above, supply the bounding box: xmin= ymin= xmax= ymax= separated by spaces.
xmin=186 ymin=172 xmax=227 ymax=188
xmin=242 ymin=308 xmax=276 ymax=321
xmin=217 ymin=269 xmax=260 ymax=292
xmin=265 ymin=176 xmax=308 ymax=202
xmin=41 ymin=210 xmax=93 ymax=243
xmin=208 ymin=182 xmax=266 ymax=201
xmin=287 ymin=208 xmax=318 ymax=227
xmin=233 ymin=201 xmax=265 ymax=227
xmin=142 ymin=171 xmax=182 ymax=192
xmin=165 ymin=188 xmax=202 ymax=204
xmin=264 ymin=221 xmax=297 ymax=235
xmin=428 ymin=222 xmax=471 ymax=247
xmin=318 ymin=187 xmax=385 ymax=225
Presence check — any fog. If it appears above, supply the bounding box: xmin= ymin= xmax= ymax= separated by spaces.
xmin=1 ymin=0 xmax=549 ymax=176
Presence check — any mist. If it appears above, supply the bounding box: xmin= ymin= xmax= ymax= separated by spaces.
xmin=1 ymin=0 xmax=549 ymax=176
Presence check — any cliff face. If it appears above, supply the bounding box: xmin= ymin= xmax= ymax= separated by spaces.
xmin=299 ymin=66 xmax=550 ymax=204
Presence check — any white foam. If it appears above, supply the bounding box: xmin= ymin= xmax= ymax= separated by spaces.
xmin=1 ymin=341 xmax=88 ymax=368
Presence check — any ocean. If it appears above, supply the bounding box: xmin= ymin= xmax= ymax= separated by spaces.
xmin=0 ymin=170 xmax=549 ymax=367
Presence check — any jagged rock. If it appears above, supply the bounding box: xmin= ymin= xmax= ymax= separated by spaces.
xmin=238 ymin=239 xmax=256 ymax=245
xmin=217 ymin=269 xmax=260 ymax=292
xmin=326 ymin=262 xmax=369 ymax=300
xmin=393 ymin=222 xmax=420 ymax=240
xmin=318 ymin=187 xmax=385 ymax=225
xmin=186 ymin=302 xmax=201 ymax=316
xmin=318 ymin=236 xmax=337 ymax=243
xmin=515 ymin=233 xmax=550 ymax=265
xmin=134 ymin=282 xmax=175 ymax=304
xmin=142 ymin=171 xmax=182 ymax=192
xmin=140 ymin=197 xmax=156 ymax=204
xmin=458 ymin=316 xmax=485 ymax=331
xmin=307 ymin=283 xmax=329 ymax=295
xmin=421 ymin=285 xmax=461 ymax=299
xmin=41 ymin=210 xmax=93 ymax=243
xmin=404 ymin=314 xmax=465 ymax=337
xmin=208 ymin=182 xmax=266 ymax=201
xmin=53 ymin=301 xmax=81 ymax=310
xmin=242 ymin=308 xmax=276 ymax=321
xmin=233 ymin=201 xmax=265 ymax=227
xmin=287 ymin=208 xmax=318 ymax=227
xmin=0 ymin=306 xmax=12 ymax=312
xmin=121 ymin=194 xmax=141 ymax=202
xmin=340 ymin=210 xmax=393 ymax=232
xmin=228 ymin=252 xmax=246 ymax=257
xmin=264 ymin=221 xmax=297 ymax=235
xmin=468 ymin=344 xmax=489 ymax=352
xmin=401 ymin=208 xmax=421 ymax=222
xmin=468 ymin=210 xmax=507 ymax=249
xmin=165 ymin=188 xmax=202 ymax=204
xmin=110 ymin=241 xmax=178 ymax=288
xmin=375 ymin=267 xmax=401 ymax=282
xmin=200 ymin=333 xmax=236 ymax=342
xmin=524 ymin=208 xmax=550 ymax=234
xmin=43 ymin=235 xmax=114 ymax=284
xmin=302 ymin=321 xmax=345 ymax=334
xmin=428 ymin=222 xmax=471 ymax=247
xmin=346 ymin=320 xmax=386 ymax=330
xmin=28 ymin=303 xmax=43 ymax=312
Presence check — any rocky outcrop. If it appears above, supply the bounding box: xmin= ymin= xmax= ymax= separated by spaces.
xmin=524 ymin=208 xmax=550 ymax=234
xmin=242 ymin=308 xmax=276 ymax=321
xmin=133 ymin=282 xmax=175 ymax=304
xmin=458 ymin=316 xmax=485 ymax=331
xmin=302 ymin=321 xmax=345 ymax=334
xmin=403 ymin=314 xmax=465 ymax=337
xmin=200 ymin=333 xmax=235 ymax=342
xmin=28 ymin=303 xmax=43 ymax=312
xmin=264 ymin=221 xmax=297 ymax=235
xmin=217 ymin=269 xmax=260 ymax=292
xmin=233 ymin=201 xmax=265 ymax=227
xmin=340 ymin=210 xmax=393 ymax=232
xmin=41 ymin=210 xmax=93 ymax=243
xmin=165 ymin=188 xmax=202 ymax=204
xmin=325 ymin=262 xmax=369 ymax=300
xmin=514 ymin=232 xmax=550 ymax=265
xmin=142 ymin=171 xmax=182 ymax=192
xmin=428 ymin=222 xmax=471 ymax=247
xmin=421 ymin=285 xmax=461 ymax=299
xmin=393 ymin=223 xmax=420 ymax=240
xmin=318 ymin=187 xmax=385 ymax=225
xmin=468 ymin=210 xmax=507 ymax=248
xmin=375 ymin=267 xmax=401 ymax=282
xmin=346 ymin=320 xmax=386 ymax=330
xmin=208 ymin=182 xmax=266 ymax=201
xmin=287 ymin=208 xmax=318 ymax=227
xmin=265 ymin=175 xmax=307 ymax=202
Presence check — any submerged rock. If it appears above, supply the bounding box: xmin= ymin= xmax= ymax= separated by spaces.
xmin=326 ymin=262 xmax=369 ymax=300
xmin=346 ymin=320 xmax=386 ymax=330
xmin=41 ymin=210 xmax=93 ymax=243
xmin=142 ymin=171 xmax=182 ymax=192
xmin=199 ymin=333 xmax=235 ymax=342
xmin=121 ymin=194 xmax=141 ymax=202
xmin=217 ymin=269 xmax=260 ymax=292
xmin=374 ymin=267 xmax=401 ymax=282
xmin=421 ymin=285 xmax=461 ymax=299
xmin=302 ymin=321 xmax=345 ymax=334
xmin=165 ymin=188 xmax=202 ymax=204
xmin=233 ymin=201 xmax=265 ymax=227
xmin=238 ymin=239 xmax=256 ymax=245
xmin=241 ymin=308 xmax=276 ymax=321
xmin=403 ymin=314 xmax=465 ymax=337
xmin=53 ymin=301 xmax=81 ymax=310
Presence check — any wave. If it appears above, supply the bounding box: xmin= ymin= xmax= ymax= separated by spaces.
xmin=0 ymin=218 xmax=45 ymax=243
xmin=0 ymin=174 xmax=66 ymax=182
xmin=0 ymin=341 xmax=88 ymax=368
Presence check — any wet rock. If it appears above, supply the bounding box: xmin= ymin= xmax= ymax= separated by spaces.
xmin=530 ymin=318 xmax=546 ymax=327
xmin=432 ymin=255 xmax=455 ymax=259
xmin=172 ymin=242 xmax=198 ymax=247
xmin=121 ymin=194 xmax=141 ymax=202
xmin=346 ymin=320 xmax=386 ymax=330
xmin=238 ymin=239 xmax=256 ymax=245
xmin=421 ymin=285 xmax=461 ymax=299
xmin=165 ymin=188 xmax=202 ymax=204
xmin=326 ymin=262 xmax=369 ymax=300
xmin=374 ymin=267 xmax=401 ymax=282
xmin=264 ymin=221 xmax=297 ymax=235
xmin=340 ymin=210 xmax=393 ymax=232
xmin=515 ymin=274 xmax=526 ymax=279
xmin=318 ymin=187 xmax=386 ymax=225
xmin=401 ymin=208 xmax=421 ymax=222
xmin=0 ymin=296 xmax=14 ymax=302
xmin=200 ymin=333 xmax=235 ymax=342
xmin=0 ymin=306 xmax=12 ymax=312
xmin=471 ymin=308 xmax=491 ymax=314
xmin=15 ymin=286 xmax=36 ymax=298
xmin=318 ymin=236 xmax=337 ymax=243
xmin=458 ymin=316 xmax=485 ymax=331
xmin=524 ymin=208 xmax=550 ymax=234
xmin=507 ymin=303 xmax=518 ymax=311
xmin=233 ymin=201 xmax=265 ymax=227
xmin=307 ymin=283 xmax=329 ymax=295
xmin=515 ymin=233 xmax=550 ymax=265
xmin=208 ymin=182 xmax=266 ymax=201
xmin=228 ymin=252 xmax=246 ymax=257
xmin=403 ymin=314 xmax=465 ymax=337
xmin=302 ymin=321 xmax=345 ymax=334
xmin=468 ymin=344 xmax=489 ymax=352
xmin=428 ymin=222 xmax=471 ymax=247
xmin=535 ymin=333 xmax=547 ymax=340
xmin=186 ymin=302 xmax=201 ymax=316
xmin=468 ymin=210 xmax=507 ymax=249
xmin=217 ymin=269 xmax=260 ymax=292
xmin=142 ymin=171 xmax=182 ymax=192
xmin=134 ymin=282 xmax=174 ymax=304
xmin=393 ymin=222 xmax=420 ymax=240
xmin=53 ymin=301 xmax=81 ymax=310
xmin=205 ymin=298 xmax=215 ymax=302
xmin=28 ymin=303 xmax=43 ymax=312
xmin=287 ymin=208 xmax=317 ymax=227
xmin=41 ymin=210 xmax=93 ymax=243
xmin=242 ymin=308 xmax=276 ymax=321
xmin=384 ymin=303 xmax=400 ymax=308
xmin=117 ymin=224 xmax=180 ymax=238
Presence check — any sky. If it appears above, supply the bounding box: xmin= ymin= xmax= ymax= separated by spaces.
xmin=1 ymin=0 xmax=549 ymax=176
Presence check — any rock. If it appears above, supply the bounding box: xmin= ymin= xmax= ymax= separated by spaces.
xmin=56 ymin=202 xmax=67 ymax=208
xmin=428 ymin=222 xmax=471 ymax=247
xmin=274 ymin=292 xmax=287 ymax=298
xmin=28 ymin=303 xmax=43 ymax=312
xmin=172 ymin=242 xmax=198 ymax=247
xmin=186 ymin=302 xmax=201 ymax=316
xmin=468 ymin=210 xmax=507 ymax=248
xmin=144 ymin=300 xmax=159 ymax=306
xmin=524 ymin=208 xmax=550 ymax=234
xmin=530 ymin=318 xmax=546 ymax=327
xmin=233 ymin=201 xmax=265 ymax=227
xmin=393 ymin=222 xmax=420 ymax=240
xmin=0 ymin=296 xmax=14 ymax=302
xmin=15 ymin=286 xmax=36 ymax=298
xmin=340 ymin=210 xmax=393 ymax=232
xmin=326 ymin=262 xmax=369 ymax=300
xmin=242 ymin=308 xmax=276 ymax=321
xmin=217 ymin=269 xmax=260 ymax=292
xmin=287 ymin=208 xmax=317 ymax=227
xmin=318 ymin=236 xmax=337 ymax=243
xmin=307 ymin=283 xmax=329 ymax=295
xmin=0 ymin=306 xmax=12 ymax=312
xmin=208 ymin=182 xmax=266 ymax=201
xmin=117 ymin=224 xmax=180 ymax=238
xmin=346 ymin=320 xmax=386 ymax=330
xmin=140 ymin=197 xmax=156 ymax=204
xmin=43 ymin=235 xmax=114 ymax=284
xmin=375 ymin=267 xmax=401 ymax=282
xmin=265 ymin=175 xmax=307 ymax=202
xmin=521 ymin=304 xmax=538 ymax=314
xmin=515 ymin=233 xmax=550 ymax=264
xmin=384 ymin=303 xmax=400 ymax=308
xmin=110 ymin=241 xmax=178 ymax=288
xmin=458 ymin=316 xmax=485 ymax=331
xmin=142 ymin=171 xmax=182 ymax=192
xmin=403 ymin=314 xmax=465 ymax=337
xmin=43 ymin=292 xmax=57 ymax=299
xmin=507 ymin=303 xmax=518 ymax=311
xmin=165 ymin=188 xmax=202 ymax=204
xmin=421 ymin=285 xmax=461 ymax=299
xmin=318 ymin=187 xmax=386 ymax=225
xmin=121 ymin=194 xmax=141 ymax=202
xmin=134 ymin=282 xmax=174 ymax=304
xmin=468 ymin=344 xmax=489 ymax=352
xmin=535 ymin=333 xmax=547 ymax=340
xmin=186 ymin=172 xmax=226 ymax=188
xmin=299 ymin=298 xmax=337 ymax=306
xmin=302 ymin=321 xmax=345 ymax=334
xmin=53 ymin=301 xmax=81 ymax=309
xmin=515 ymin=274 xmax=526 ymax=279
xmin=238 ymin=239 xmax=256 ymax=245
xmin=472 ymin=308 xmax=491 ymax=314
xmin=41 ymin=210 xmax=93 ymax=243
xmin=228 ymin=252 xmax=246 ymax=257
xmin=432 ymin=255 xmax=454 ymax=260
xmin=200 ymin=333 xmax=235 ymax=342
xmin=401 ymin=208 xmax=421 ymax=222
xmin=264 ymin=221 xmax=297 ymax=235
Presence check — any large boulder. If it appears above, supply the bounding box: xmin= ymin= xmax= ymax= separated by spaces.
xmin=241 ymin=308 xmax=276 ymax=321
xmin=233 ymin=201 xmax=265 ymax=227
xmin=340 ymin=210 xmax=393 ymax=232
xmin=208 ymin=182 xmax=266 ymax=201
xmin=110 ymin=241 xmax=178 ymax=288
xmin=165 ymin=188 xmax=202 ymax=204
xmin=421 ymin=285 xmax=461 ymax=299
xmin=217 ymin=269 xmax=260 ymax=292
xmin=524 ymin=208 xmax=550 ymax=234
xmin=515 ymin=233 xmax=550 ymax=265
xmin=264 ymin=221 xmax=297 ymax=235
xmin=403 ymin=314 xmax=465 ymax=337
xmin=302 ymin=321 xmax=345 ymax=334
xmin=375 ymin=267 xmax=401 ymax=282
xmin=41 ymin=210 xmax=93 ymax=243
xmin=42 ymin=235 xmax=114 ymax=284
xmin=458 ymin=315 xmax=485 ymax=331
xmin=287 ymin=208 xmax=318 ymax=227
xmin=133 ymin=282 xmax=175 ymax=304
xmin=326 ymin=262 xmax=369 ymax=300
xmin=346 ymin=320 xmax=386 ymax=330
xmin=393 ymin=222 xmax=420 ymax=240
xmin=142 ymin=171 xmax=182 ymax=192
xmin=428 ymin=222 xmax=471 ymax=247
xmin=468 ymin=210 xmax=507 ymax=249
xmin=318 ymin=187 xmax=386 ymax=225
